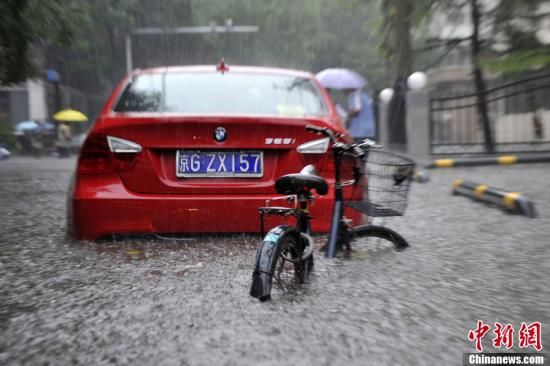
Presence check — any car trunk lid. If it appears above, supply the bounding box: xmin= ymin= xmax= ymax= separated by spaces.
xmin=98 ymin=114 xmax=334 ymax=195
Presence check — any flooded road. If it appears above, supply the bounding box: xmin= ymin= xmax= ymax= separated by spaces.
xmin=1 ymin=157 xmax=549 ymax=365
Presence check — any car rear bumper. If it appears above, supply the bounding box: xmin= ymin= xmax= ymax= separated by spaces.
xmin=69 ymin=175 xmax=357 ymax=240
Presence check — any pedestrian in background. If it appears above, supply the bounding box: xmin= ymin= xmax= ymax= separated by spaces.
xmin=57 ymin=122 xmax=72 ymax=157
xmin=343 ymin=88 xmax=376 ymax=142
xmin=326 ymin=88 xmax=348 ymax=123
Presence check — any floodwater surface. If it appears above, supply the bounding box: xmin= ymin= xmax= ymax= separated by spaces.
xmin=1 ymin=157 xmax=549 ymax=365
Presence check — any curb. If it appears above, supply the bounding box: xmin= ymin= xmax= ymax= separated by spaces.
xmin=425 ymin=154 xmax=550 ymax=169
xmin=451 ymin=179 xmax=537 ymax=218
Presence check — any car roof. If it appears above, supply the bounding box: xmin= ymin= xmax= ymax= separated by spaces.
xmin=131 ymin=65 xmax=315 ymax=79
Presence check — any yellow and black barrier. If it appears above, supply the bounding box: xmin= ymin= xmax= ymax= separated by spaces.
xmin=425 ymin=154 xmax=550 ymax=169
xmin=452 ymin=179 xmax=537 ymax=218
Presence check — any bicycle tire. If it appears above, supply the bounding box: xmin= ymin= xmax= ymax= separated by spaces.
xmin=349 ymin=224 xmax=409 ymax=251
xmin=250 ymin=226 xmax=308 ymax=301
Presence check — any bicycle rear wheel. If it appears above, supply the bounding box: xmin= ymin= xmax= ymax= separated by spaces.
xmin=348 ymin=224 xmax=409 ymax=252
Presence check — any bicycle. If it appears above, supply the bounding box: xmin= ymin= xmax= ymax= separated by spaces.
xmin=250 ymin=125 xmax=416 ymax=301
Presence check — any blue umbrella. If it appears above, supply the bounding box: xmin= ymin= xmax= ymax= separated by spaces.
xmin=15 ymin=120 xmax=40 ymax=132
xmin=315 ymin=68 xmax=368 ymax=90
xmin=36 ymin=121 xmax=55 ymax=132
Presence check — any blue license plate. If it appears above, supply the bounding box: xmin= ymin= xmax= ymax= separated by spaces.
xmin=176 ymin=151 xmax=263 ymax=177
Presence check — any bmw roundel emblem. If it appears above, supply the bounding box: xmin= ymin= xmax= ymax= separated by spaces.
xmin=214 ymin=127 xmax=227 ymax=142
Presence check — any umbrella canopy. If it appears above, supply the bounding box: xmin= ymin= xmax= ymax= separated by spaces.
xmin=40 ymin=121 xmax=56 ymax=130
xmin=0 ymin=146 xmax=10 ymax=159
xmin=15 ymin=120 xmax=40 ymax=132
xmin=315 ymin=68 xmax=368 ymax=90
xmin=34 ymin=121 xmax=56 ymax=132
xmin=53 ymin=109 xmax=88 ymax=122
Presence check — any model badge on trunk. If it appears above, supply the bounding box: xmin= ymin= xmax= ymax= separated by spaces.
xmin=214 ymin=127 xmax=227 ymax=142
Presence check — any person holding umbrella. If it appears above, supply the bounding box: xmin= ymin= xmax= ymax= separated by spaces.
xmin=343 ymin=87 xmax=376 ymax=142
xmin=53 ymin=109 xmax=88 ymax=157
xmin=315 ymin=68 xmax=376 ymax=142
xmin=56 ymin=121 xmax=72 ymax=157
xmin=14 ymin=120 xmax=45 ymax=156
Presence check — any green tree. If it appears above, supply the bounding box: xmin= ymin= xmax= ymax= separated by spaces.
xmin=415 ymin=0 xmax=550 ymax=74
xmin=0 ymin=0 xmax=77 ymax=85
xmin=45 ymin=0 xmax=387 ymax=94
xmin=41 ymin=0 xmax=137 ymax=93
xmin=405 ymin=0 xmax=550 ymax=152
xmin=20 ymin=0 xmax=393 ymax=116
xmin=485 ymin=0 xmax=550 ymax=73
xmin=190 ymin=0 xmax=386 ymax=87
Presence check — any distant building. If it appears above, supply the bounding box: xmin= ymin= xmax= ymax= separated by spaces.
xmin=0 ymin=79 xmax=48 ymax=125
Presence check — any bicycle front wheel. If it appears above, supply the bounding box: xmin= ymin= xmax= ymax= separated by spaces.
xmin=250 ymin=227 xmax=308 ymax=301
xmin=349 ymin=225 xmax=409 ymax=252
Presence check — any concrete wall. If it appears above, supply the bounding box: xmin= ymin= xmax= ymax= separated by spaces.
xmin=0 ymin=79 xmax=47 ymax=125
xmin=9 ymin=90 xmax=29 ymax=125
xmin=405 ymin=90 xmax=431 ymax=162
xmin=494 ymin=110 xmax=550 ymax=142
xmin=378 ymin=100 xmax=390 ymax=148
xmin=27 ymin=79 xmax=48 ymax=121
xmin=378 ymin=89 xmax=431 ymax=162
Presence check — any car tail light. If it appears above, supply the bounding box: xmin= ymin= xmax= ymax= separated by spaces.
xmin=77 ymin=134 xmax=142 ymax=174
xmin=107 ymin=136 xmax=142 ymax=153
xmin=296 ymin=137 xmax=330 ymax=154
xmin=107 ymin=136 xmax=142 ymax=172
xmin=296 ymin=137 xmax=332 ymax=176
xmin=77 ymin=133 xmax=115 ymax=175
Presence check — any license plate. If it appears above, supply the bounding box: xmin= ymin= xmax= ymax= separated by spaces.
xmin=176 ymin=150 xmax=263 ymax=178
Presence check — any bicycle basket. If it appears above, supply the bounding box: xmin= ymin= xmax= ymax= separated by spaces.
xmin=346 ymin=150 xmax=416 ymax=217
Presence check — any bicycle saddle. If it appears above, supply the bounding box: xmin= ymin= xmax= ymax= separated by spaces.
xmin=275 ymin=165 xmax=328 ymax=196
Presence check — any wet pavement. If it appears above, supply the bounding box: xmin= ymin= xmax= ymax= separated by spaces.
xmin=0 ymin=156 xmax=549 ymax=365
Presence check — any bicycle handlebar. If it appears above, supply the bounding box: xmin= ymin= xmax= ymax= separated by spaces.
xmin=355 ymin=139 xmax=383 ymax=150
xmin=305 ymin=124 xmax=382 ymax=159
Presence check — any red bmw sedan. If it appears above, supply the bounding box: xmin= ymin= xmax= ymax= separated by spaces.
xmin=68 ymin=64 xmax=360 ymax=240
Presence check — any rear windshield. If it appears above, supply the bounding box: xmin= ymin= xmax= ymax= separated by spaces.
xmin=113 ymin=72 xmax=327 ymax=117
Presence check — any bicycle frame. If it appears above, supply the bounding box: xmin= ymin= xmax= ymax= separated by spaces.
xmin=326 ymin=142 xmax=369 ymax=258
xmin=258 ymin=194 xmax=311 ymax=238
xmin=258 ymin=141 xmax=363 ymax=259
xmin=325 ymin=145 xmax=345 ymax=258
xmin=250 ymin=127 xmax=411 ymax=300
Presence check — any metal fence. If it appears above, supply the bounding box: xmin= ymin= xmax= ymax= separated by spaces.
xmin=429 ymin=73 xmax=550 ymax=155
